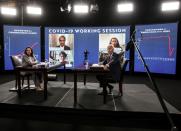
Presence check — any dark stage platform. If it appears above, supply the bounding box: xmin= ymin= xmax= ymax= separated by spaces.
xmin=0 ymin=80 xmax=180 ymax=114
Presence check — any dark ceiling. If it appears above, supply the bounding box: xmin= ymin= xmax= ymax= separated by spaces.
xmin=0 ymin=0 xmax=104 ymax=8
xmin=0 ymin=0 xmax=180 ymax=26
xmin=0 ymin=0 xmax=95 ymax=4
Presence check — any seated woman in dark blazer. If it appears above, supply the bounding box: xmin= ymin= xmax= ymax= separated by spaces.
xmin=22 ymin=47 xmax=43 ymax=91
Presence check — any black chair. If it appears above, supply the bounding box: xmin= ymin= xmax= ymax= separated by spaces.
xmin=83 ymin=57 xmax=129 ymax=104
xmin=101 ymin=58 xmax=129 ymax=95
xmin=99 ymin=52 xmax=128 ymax=96
xmin=100 ymin=58 xmax=129 ymax=104
xmin=118 ymin=59 xmax=129 ymax=96
xmin=10 ymin=55 xmax=32 ymax=91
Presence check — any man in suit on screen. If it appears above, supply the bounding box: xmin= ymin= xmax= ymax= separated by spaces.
xmin=57 ymin=35 xmax=70 ymax=50
xmin=97 ymin=45 xmax=121 ymax=94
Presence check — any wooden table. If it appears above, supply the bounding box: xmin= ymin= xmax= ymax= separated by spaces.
xmin=72 ymin=66 xmax=118 ymax=105
xmin=15 ymin=63 xmax=65 ymax=100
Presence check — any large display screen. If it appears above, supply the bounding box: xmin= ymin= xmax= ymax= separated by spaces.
xmin=134 ymin=23 xmax=178 ymax=74
xmin=4 ymin=25 xmax=41 ymax=70
xmin=45 ymin=26 xmax=130 ymax=68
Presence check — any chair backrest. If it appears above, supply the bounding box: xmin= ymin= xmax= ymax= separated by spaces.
xmin=118 ymin=51 xmax=124 ymax=65
xmin=121 ymin=59 xmax=129 ymax=71
xmin=120 ymin=59 xmax=129 ymax=81
xmin=10 ymin=55 xmax=23 ymax=68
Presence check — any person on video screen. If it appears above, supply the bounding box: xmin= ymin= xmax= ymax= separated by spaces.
xmin=109 ymin=37 xmax=124 ymax=54
xmin=59 ymin=51 xmax=68 ymax=64
xmin=57 ymin=35 xmax=70 ymax=50
xmin=109 ymin=37 xmax=121 ymax=48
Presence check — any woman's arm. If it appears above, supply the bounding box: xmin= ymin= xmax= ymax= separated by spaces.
xmin=31 ymin=55 xmax=38 ymax=65
xmin=22 ymin=55 xmax=38 ymax=66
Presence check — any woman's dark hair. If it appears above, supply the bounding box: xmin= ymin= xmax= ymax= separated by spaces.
xmin=24 ymin=47 xmax=34 ymax=57
xmin=109 ymin=37 xmax=120 ymax=48
xmin=59 ymin=51 xmax=67 ymax=58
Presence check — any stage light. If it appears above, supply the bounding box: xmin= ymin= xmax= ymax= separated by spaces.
xmin=60 ymin=3 xmax=71 ymax=13
xmin=26 ymin=6 xmax=42 ymax=15
xmin=73 ymin=4 xmax=89 ymax=14
xmin=90 ymin=4 xmax=99 ymax=13
xmin=0 ymin=7 xmax=17 ymax=16
xmin=117 ymin=3 xmax=133 ymax=13
xmin=67 ymin=4 xmax=71 ymax=12
xmin=161 ymin=1 xmax=180 ymax=11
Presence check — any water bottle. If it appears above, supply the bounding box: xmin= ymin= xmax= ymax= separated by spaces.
xmin=85 ymin=60 xmax=89 ymax=69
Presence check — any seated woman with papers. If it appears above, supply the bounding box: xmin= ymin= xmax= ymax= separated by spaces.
xmin=22 ymin=47 xmax=44 ymax=91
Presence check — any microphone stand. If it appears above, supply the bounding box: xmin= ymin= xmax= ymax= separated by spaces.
xmin=130 ymin=34 xmax=177 ymax=131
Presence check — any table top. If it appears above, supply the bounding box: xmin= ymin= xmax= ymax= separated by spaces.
xmin=70 ymin=65 xmax=109 ymax=73
xmin=15 ymin=62 xmax=65 ymax=72
xmin=15 ymin=63 xmax=110 ymax=73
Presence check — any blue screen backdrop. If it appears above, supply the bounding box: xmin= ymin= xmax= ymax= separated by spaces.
xmin=134 ymin=23 xmax=178 ymax=74
xmin=4 ymin=25 xmax=41 ymax=70
xmin=45 ymin=26 xmax=130 ymax=68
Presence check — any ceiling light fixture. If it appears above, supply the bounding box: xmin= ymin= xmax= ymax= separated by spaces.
xmin=161 ymin=1 xmax=180 ymax=11
xmin=1 ymin=7 xmax=17 ymax=16
xmin=26 ymin=6 xmax=42 ymax=15
xmin=117 ymin=3 xmax=134 ymax=13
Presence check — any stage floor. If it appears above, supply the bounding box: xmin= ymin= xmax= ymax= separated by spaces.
xmin=0 ymin=80 xmax=180 ymax=113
